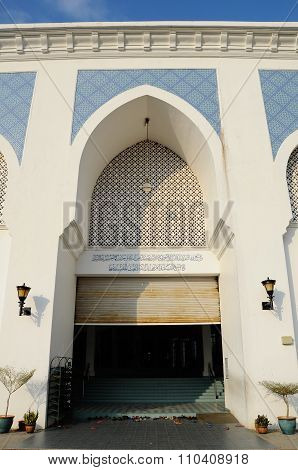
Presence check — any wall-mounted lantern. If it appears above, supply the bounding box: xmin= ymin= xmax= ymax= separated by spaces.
xmin=261 ymin=277 xmax=276 ymax=310
xmin=17 ymin=283 xmax=31 ymax=316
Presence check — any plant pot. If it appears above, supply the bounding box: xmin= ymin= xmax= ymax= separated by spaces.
xmin=256 ymin=426 xmax=268 ymax=434
xmin=25 ymin=423 xmax=36 ymax=434
xmin=0 ymin=416 xmax=14 ymax=434
xmin=18 ymin=420 xmax=26 ymax=432
xmin=278 ymin=417 xmax=297 ymax=435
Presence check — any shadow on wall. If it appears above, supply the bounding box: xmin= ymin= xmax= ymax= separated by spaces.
xmin=32 ymin=295 xmax=50 ymax=327
xmin=273 ymin=289 xmax=285 ymax=321
xmin=283 ymin=228 xmax=298 ymax=360
xmin=290 ymin=396 xmax=298 ymax=415
xmin=26 ymin=377 xmax=48 ymax=430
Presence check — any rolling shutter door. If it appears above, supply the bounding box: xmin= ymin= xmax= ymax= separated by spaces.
xmin=75 ymin=276 xmax=220 ymax=324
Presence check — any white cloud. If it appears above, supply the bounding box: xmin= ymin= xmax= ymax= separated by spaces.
xmin=52 ymin=0 xmax=107 ymax=21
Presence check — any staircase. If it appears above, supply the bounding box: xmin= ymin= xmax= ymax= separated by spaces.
xmin=82 ymin=377 xmax=224 ymax=404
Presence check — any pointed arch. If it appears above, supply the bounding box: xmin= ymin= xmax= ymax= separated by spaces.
xmin=0 ymin=135 xmax=20 ymax=229
xmin=287 ymin=147 xmax=298 ymax=222
xmin=274 ymin=131 xmax=298 ymax=230
xmin=69 ymin=85 xmax=227 ymax=243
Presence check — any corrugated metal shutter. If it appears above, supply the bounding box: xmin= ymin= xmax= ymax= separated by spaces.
xmin=75 ymin=277 xmax=220 ymax=324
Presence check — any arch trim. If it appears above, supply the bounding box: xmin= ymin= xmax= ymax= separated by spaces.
xmin=71 ymin=84 xmax=226 ymax=203
xmin=274 ymin=131 xmax=298 ymax=231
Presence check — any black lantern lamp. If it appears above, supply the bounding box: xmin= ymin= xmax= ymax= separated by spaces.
xmin=261 ymin=277 xmax=276 ymax=310
xmin=17 ymin=283 xmax=31 ymax=316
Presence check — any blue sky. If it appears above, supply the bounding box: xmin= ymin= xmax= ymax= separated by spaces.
xmin=0 ymin=0 xmax=297 ymax=24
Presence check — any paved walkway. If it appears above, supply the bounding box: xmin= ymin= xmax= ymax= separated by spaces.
xmin=258 ymin=430 xmax=298 ymax=450
xmin=0 ymin=419 xmax=276 ymax=450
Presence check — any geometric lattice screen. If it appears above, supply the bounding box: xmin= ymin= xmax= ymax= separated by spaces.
xmin=0 ymin=153 xmax=8 ymax=225
xmin=287 ymin=147 xmax=298 ymax=222
xmin=89 ymin=140 xmax=206 ymax=247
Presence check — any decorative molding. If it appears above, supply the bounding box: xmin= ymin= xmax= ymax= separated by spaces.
xmin=220 ymin=32 xmax=228 ymax=51
xmin=66 ymin=32 xmax=74 ymax=53
xmin=15 ymin=34 xmax=24 ymax=54
xmin=91 ymin=31 xmax=99 ymax=51
xmin=169 ymin=32 xmax=177 ymax=51
xmin=117 ymin=32 xmax=125 ymax=51
xmin=271 ymin=32 xmax=278 ymax=52
xmin=40 ymin=33 xmax=48 ymax=53
xmin=246 ymin=32 xmax=253 ymax=52
xmin=289 ymin=221 xmax=298 ymax=228
xmin=0 ymin=24 xmax=297 ymax=60
xmin=195 ymin=32 xmax=202 ymax=51
xmin=143 ymin=32 xmax=151 ymax=51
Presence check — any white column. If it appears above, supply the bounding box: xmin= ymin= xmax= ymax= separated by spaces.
xmin=202 ymin=325 xmax=213 ymax=376
xmin=85 ymin=326 xmax=96 ymax=376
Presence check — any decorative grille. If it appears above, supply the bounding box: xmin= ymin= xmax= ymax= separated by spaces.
xmin=287 ymin=146 xmax=298 ymax=222
xmin=89 ymin=140 xmax=206 ymax=247
xmin=0 ymin=153 xmax=8 ymax=225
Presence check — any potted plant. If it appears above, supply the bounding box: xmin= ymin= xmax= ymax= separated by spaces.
xmin=23 ymin=410 xmax=39 ymax=433
xmin=255 ymin=414 xmax=270 ymax=434
xmin=260 ymin=381 xmax=298 ymax=435
xmin=0 ymin=366 xmax=35 ymax=433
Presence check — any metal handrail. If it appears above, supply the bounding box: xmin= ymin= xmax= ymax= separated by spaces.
xmin=208 ymin=362 xmax=219 ymax=399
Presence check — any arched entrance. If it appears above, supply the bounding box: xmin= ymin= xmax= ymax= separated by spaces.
xmin=72 ymin=134 xmax=224 ymax=418
xmin=49 ymin=87 xmax=231 ymax=422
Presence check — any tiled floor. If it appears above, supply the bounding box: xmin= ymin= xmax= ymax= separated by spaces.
xmin=0 ymin=419 xmax=276 ymax=450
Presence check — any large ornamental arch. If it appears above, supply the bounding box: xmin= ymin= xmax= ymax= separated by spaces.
xmin=89 ymin=140 xmax=206 ymax=247
xmin=287 ymin=146 xmax=298 ymax=222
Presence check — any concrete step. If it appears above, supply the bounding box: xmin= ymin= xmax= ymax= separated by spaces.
xmin=82 ymin=377 xmax=225 ymax=404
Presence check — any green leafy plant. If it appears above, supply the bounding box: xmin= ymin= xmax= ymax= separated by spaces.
xmin=255 ymin=414 xmax=270 ymax=427
xmin=260 ymin=381 xmax=298 ymax=417
xmin=0 ymin=366 xmax=35 ymax=417
xmin=24 ymin=410 xmax=39 ymax=425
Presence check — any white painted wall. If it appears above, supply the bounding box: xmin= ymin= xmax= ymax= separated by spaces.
xmin=219 ymin=61 xmax=298 ymax=426
xmin=0 ymin=49 xmax=297 ymax=429
xmin=0 ymin=229 xmax=11 ymax=325
xmin=284 ymin=225 xmax=298 ymax=356
xmin=49 ymin=238 xmax=77 ymax=360
xmin=219 ymin=243 xmax=248 ymax=425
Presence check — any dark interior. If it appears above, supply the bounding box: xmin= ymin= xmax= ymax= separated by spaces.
xmin=72 ymin=325 xmax=223 ymax=379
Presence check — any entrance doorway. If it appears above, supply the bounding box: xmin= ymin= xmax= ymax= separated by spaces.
xmin=73 ymin=325 xmax=223 ymax=380
xmin=72 ymin=325 xmax=224 ymax=415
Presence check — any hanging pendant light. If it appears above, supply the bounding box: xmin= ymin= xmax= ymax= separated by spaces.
xmin=142 ymin=117 xmax=152 ymax=194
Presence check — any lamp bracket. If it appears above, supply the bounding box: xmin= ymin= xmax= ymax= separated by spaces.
xmin=262 ymin=301 xmax=273 ymax=310
xmin=23 ymin=307 xmax=31 ymax=316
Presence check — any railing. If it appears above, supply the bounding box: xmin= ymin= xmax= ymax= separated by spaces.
xmin=208 ymin=362 xmax=219 ymax=399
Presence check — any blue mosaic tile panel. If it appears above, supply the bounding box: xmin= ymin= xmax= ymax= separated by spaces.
xmin=259 ymin=70 xmax=298 ymax=157
xmin=0 ymin=72 xmax=36 ymax=163
xmin=72 ymin=69 xmax=220 ymax=141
